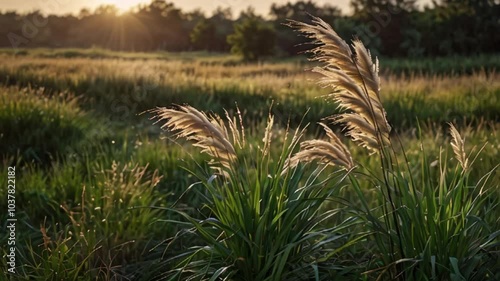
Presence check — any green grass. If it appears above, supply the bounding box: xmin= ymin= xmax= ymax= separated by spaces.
xmin=0 ymin=49 xmax=498 ymax=280
xmin=0 ymin=48 xmax=241 ymax=64
xmin=345 ymin=128 xmax=499 ymax=280
xmin=1 ymin=48 xmax=498 ymax=75
xmin=162 ymin=117 xmax=358 ymax=280
xmin=0 ymin=53 xmax=498 ymax=131
xmin=0 ymin=86 xmax=98 ymax=165
xmin=382 ymin=54 xmax=500 ymax=75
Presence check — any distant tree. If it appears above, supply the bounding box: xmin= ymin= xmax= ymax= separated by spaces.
xmin=350 ymin=0 xmax=416 ymax=56
xmin=184 ymin=9 xmax=205 ymax=30
xmin=443 ymin=0 xmax=499 ymax=54
xmin=94 ymin=5 xmax=119 ymax=16
xmin=209 ymin=7 xmax=233 ymax=52
xmin=135 ymin=1 xmax=190 ymax=51
xmin=78 ymin=8 xmax=91 ymax=18
xmin=227 ymin=17 xmax=276 ymax=61
xmin=238 ymin=6 xmax=261 ymax=20
xmin=187 ymin=7 xmax=233 ymax=52
xmin=190 ymin=19 xmax=216 ymax=51
xmin=350 ymin=0 xmax=416 ymax=15
xmin=271 ymin=0 xmax=340 ymax=21
xmin=0 ymin=0 xmax=497 ymax=56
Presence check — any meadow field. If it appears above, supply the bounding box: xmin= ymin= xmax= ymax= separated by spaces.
xmin=0 ymin=48 xmax=499 ymax=280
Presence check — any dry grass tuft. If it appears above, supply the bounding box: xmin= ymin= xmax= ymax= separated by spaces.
xmin=150 ymin=105 xmax=242 ymax=174
xmin=261 ymin=113 xmax=274 ymax=157
xmin=449 ymin=123 xmax=469 ymax=171
xmin=289 ymin=16 xmax=391 ymax=151
xmin=287 ymin=123 xmax=354 ymax=170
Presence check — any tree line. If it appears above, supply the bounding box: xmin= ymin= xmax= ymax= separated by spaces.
xmin=1 ymin=0 xmax=498 ymax=60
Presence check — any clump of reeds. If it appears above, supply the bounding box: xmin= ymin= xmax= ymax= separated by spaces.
xmin=149 ymin=105 xmax=244 ymax=176
xmin=150 ymin=16 xmax=498 ymax=281
xmin=151 ymin=105 xmax=358 ymax=280
xmin=287 ymin=16 xmax=498 ymax=280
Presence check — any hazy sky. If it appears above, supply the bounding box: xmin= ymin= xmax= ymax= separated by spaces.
xmin=1 ymin=0 xmax=433 ymax=16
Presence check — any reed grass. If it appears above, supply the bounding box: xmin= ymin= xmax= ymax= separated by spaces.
xmin=148 ymin=15 xmax=499 ymax=280
xmin=289 ymin=16 xmax=499 ymax=280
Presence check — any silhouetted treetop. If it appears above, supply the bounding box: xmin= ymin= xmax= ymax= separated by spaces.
xmin=0 ymin=0 xmax=497 ymax=57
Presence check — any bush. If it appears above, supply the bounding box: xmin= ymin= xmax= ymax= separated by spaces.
xmin=227 ymin=17 xmax=276 ymax=61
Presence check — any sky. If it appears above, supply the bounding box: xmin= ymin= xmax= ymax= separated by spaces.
xmin=1 ymin=0 xmax=433 ymax=17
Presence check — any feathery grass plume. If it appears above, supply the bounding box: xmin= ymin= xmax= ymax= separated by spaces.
xmin=225 ymin=107 xmax=245 ymax=149
xmin=289 ymin=16 xmax=391 ymax=151
xmin=261 ymin=113 xmax=274 ymax=157
xmin=150 ymin=105 xmax=239 ymax=174
xmin=449 ymin=123 xmax=469 ymax=171
xmin=288 ymin=122 xmax=354 ymax=170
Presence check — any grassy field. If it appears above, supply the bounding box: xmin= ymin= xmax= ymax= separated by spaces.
xmin=0 ymin=49 xmax=499 ymax=280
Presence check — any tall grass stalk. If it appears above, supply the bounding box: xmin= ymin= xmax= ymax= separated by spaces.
xmin=12 ymin=161 xmax=163 ymax=280
xmin=148 ymin=16 xmax=499 ymax=280
xmin=152 ymin=107 xmax=362 ymax=280
xmin=290 ymin=16 xmax=499 ymax=280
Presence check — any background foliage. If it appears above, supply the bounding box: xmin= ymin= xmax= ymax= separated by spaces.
xmin=1 ymin=0 xmax=499 ymax=59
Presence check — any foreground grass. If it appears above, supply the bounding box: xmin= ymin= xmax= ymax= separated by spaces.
xmin=0 ymin=49 xmax=499 ymax=280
